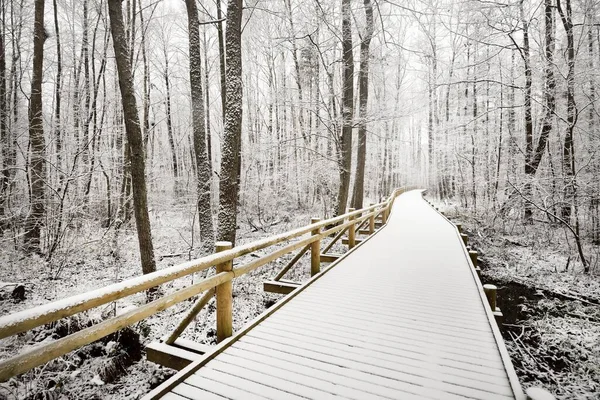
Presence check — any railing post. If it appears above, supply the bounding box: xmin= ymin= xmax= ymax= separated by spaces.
xmin=469 ymin=250 xmax=478 ymax=268
xmin=369 ymin=203 xmax=375 ymax=234
xmin=483 ymin=284 xmax=497 ymax=311
xmin=310 ymin=218 xmax=321 ymax=276
xmin=215 ymin=241 xmax=233 ymax=342
xmin=348 ymin=208 xmax=356 ymax=249
xmin=461 ymin=233 xmax=468 ymax=246
xmin=469 ymin=250 xmax=482 ymax=280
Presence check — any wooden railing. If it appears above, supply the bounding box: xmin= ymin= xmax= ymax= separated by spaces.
xmin=0 ymin=186 xmax=417 ymax=382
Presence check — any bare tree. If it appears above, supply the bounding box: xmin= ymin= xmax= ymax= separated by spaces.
xmin=23 ymin=0 xmax=47 ymax=253
xmin=107 ymin=0 xmax=156 ymax=275
xmin=351 ymin=0 xmax=374 ymax=210
xmin=217 ymin=0 xmax=243 ymax=244
xmin=336 ymin=0 xmax=354 ymax=216
xmin=184 ymin=0 xmax=214 ymax=248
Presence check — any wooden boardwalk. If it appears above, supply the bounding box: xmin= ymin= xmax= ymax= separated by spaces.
xmin=147 ymin=190 xmax=524 ymax=400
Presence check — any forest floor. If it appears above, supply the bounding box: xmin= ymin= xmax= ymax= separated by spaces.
xmin=0 ymin=195 xmax=348 ymax=400
xmin=439 ymin=201 xmax=600 ymax=400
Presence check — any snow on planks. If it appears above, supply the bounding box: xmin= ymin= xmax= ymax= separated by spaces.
xmin=147 ymin=190 xmax=524 ymax=400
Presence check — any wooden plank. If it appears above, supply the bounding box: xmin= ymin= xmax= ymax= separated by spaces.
xmin=196 ymin=366 xmax=307 ymax=400
xmin=249 ymin=323 xmax=505 ymax=374
xmin=160 ymin=393 xmax=189 ymax=400
xmin=239 ymin=334 xmax=512 ymax=400
xmin=283 ymin=297 xmax=496 ymax=338
xmin=171 ymin=337 xmax=212 ymax=355
xmin=246 ymin=326 xmax=513 ymax=393
xmin=263 ymin=280 xmax=300 ymax=295
xmin=253 ymin=322 xmax=507 ymax=377
xmin=172 ymin=383 xmax=227 ymax=400
xmin=226 ymin=344 xmax=424 ymax=400
xmin=185 ymin=374 xmax=266 ymax=400
xmin=274 ymin=306 xmax=500 ymax=348
xmin=147 ymin=341 xmax=198 ymax=371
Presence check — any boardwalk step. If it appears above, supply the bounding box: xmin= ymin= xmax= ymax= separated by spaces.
xmin=358 ymin=229 xmax=374 ymax=235
xmin=263 ymin=279 xmax=300 ymax=295
xmin=147 ymin=338 xmax=210 ymax=370
xmin=320 ymin=253 xmax=343 ymax=263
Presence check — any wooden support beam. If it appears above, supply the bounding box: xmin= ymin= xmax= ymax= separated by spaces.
xmin=263 ymin=279 xmax=301 ymax=295
xmin=347 ymin=208 xmax=356 ymax=249
xmin=369 ymin=203 xmax=375 ymax=234
xmin=165 ymin=287 xmax=215 ymax=345
xmin=461 ymin=233 xmax=468 ymax=246
xmin=320 ymin=253 xmax=343 ymax=263
xmin=147 ymin=338 xmax=211 ymax=371
xmin=321 ymin=225 xmax=347 ymax=254
xmin=310 ymin=218 xmax=321 ymax=276
xmin=215 ymin=242 xmax=233 ymax=343
xmin=274 ymin=244 xmax=310 ymax=281
xmin=342 ymin=238 xmax=363 ymax=245
xmin=455 ymin=223 xmax=462 ymax=233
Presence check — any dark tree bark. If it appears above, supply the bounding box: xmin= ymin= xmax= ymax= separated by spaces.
xmin=215 ymin=0 xmax=226 ymax=120
xmin=520 ymin=0 xmax=534 ymax=224
xmin=163 ymin=45 xmax=178 ymax=178
xmin=217 ymin=0 xmax=243 ymax=245
xmin=107 ymin=0 xmax=156 ymax=275
xmin=203 ymin=25 xmax=213 ymax=176
xmin=184 ymin=0 xmax=215 ymax=246
xmin=336 ymin=0 xmax=354 ymax=216
xmin=557 ymin=0 xmax=576 ymax=221
xmin=23 ymin=0 xmax=46 ymax=253
xmin=0 ymin=0 xmax=8 ymax=232
xmin=351 ymin=0 xmax=373 ymax=210
xmin=52 ymin=0 xmax=63 ymax=186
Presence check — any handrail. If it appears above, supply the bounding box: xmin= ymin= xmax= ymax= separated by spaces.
xmin=0 ymin=186 xmax=416 ymax=381
xmin=0 ymin=203 xmax=384 ymax=340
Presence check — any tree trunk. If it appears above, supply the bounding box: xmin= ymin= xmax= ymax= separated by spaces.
xmin=336 ymin=0 xmax=354 ymax=216
xmin=0 ymin=0 xmax=8 ymax=233
xmin=521 ymin=0 xmax=534 ymax=224
xmin=107 ymin=0 xmax=156 ymax=276
xmin=23 ymin=0 xmax=46 ymax=253
xmin=217 ymin=0 xmax=243 ymax=245
xmin=184 ymin=0 xmax=215 ymax=247
xmin=163 ymin=45 xmax=178 ymax=179
xmin=351 ymin=0 xmax=373 ymax=210
xmin=557 ymin=0 xmax=575 ymax=221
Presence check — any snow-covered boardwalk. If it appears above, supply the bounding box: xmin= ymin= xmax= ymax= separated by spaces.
xmin=146 ymin=190 xmax=524 ymax=400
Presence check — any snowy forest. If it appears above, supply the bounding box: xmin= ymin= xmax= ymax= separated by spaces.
xmin=1 ymin=0 xmax=600 ymax=398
